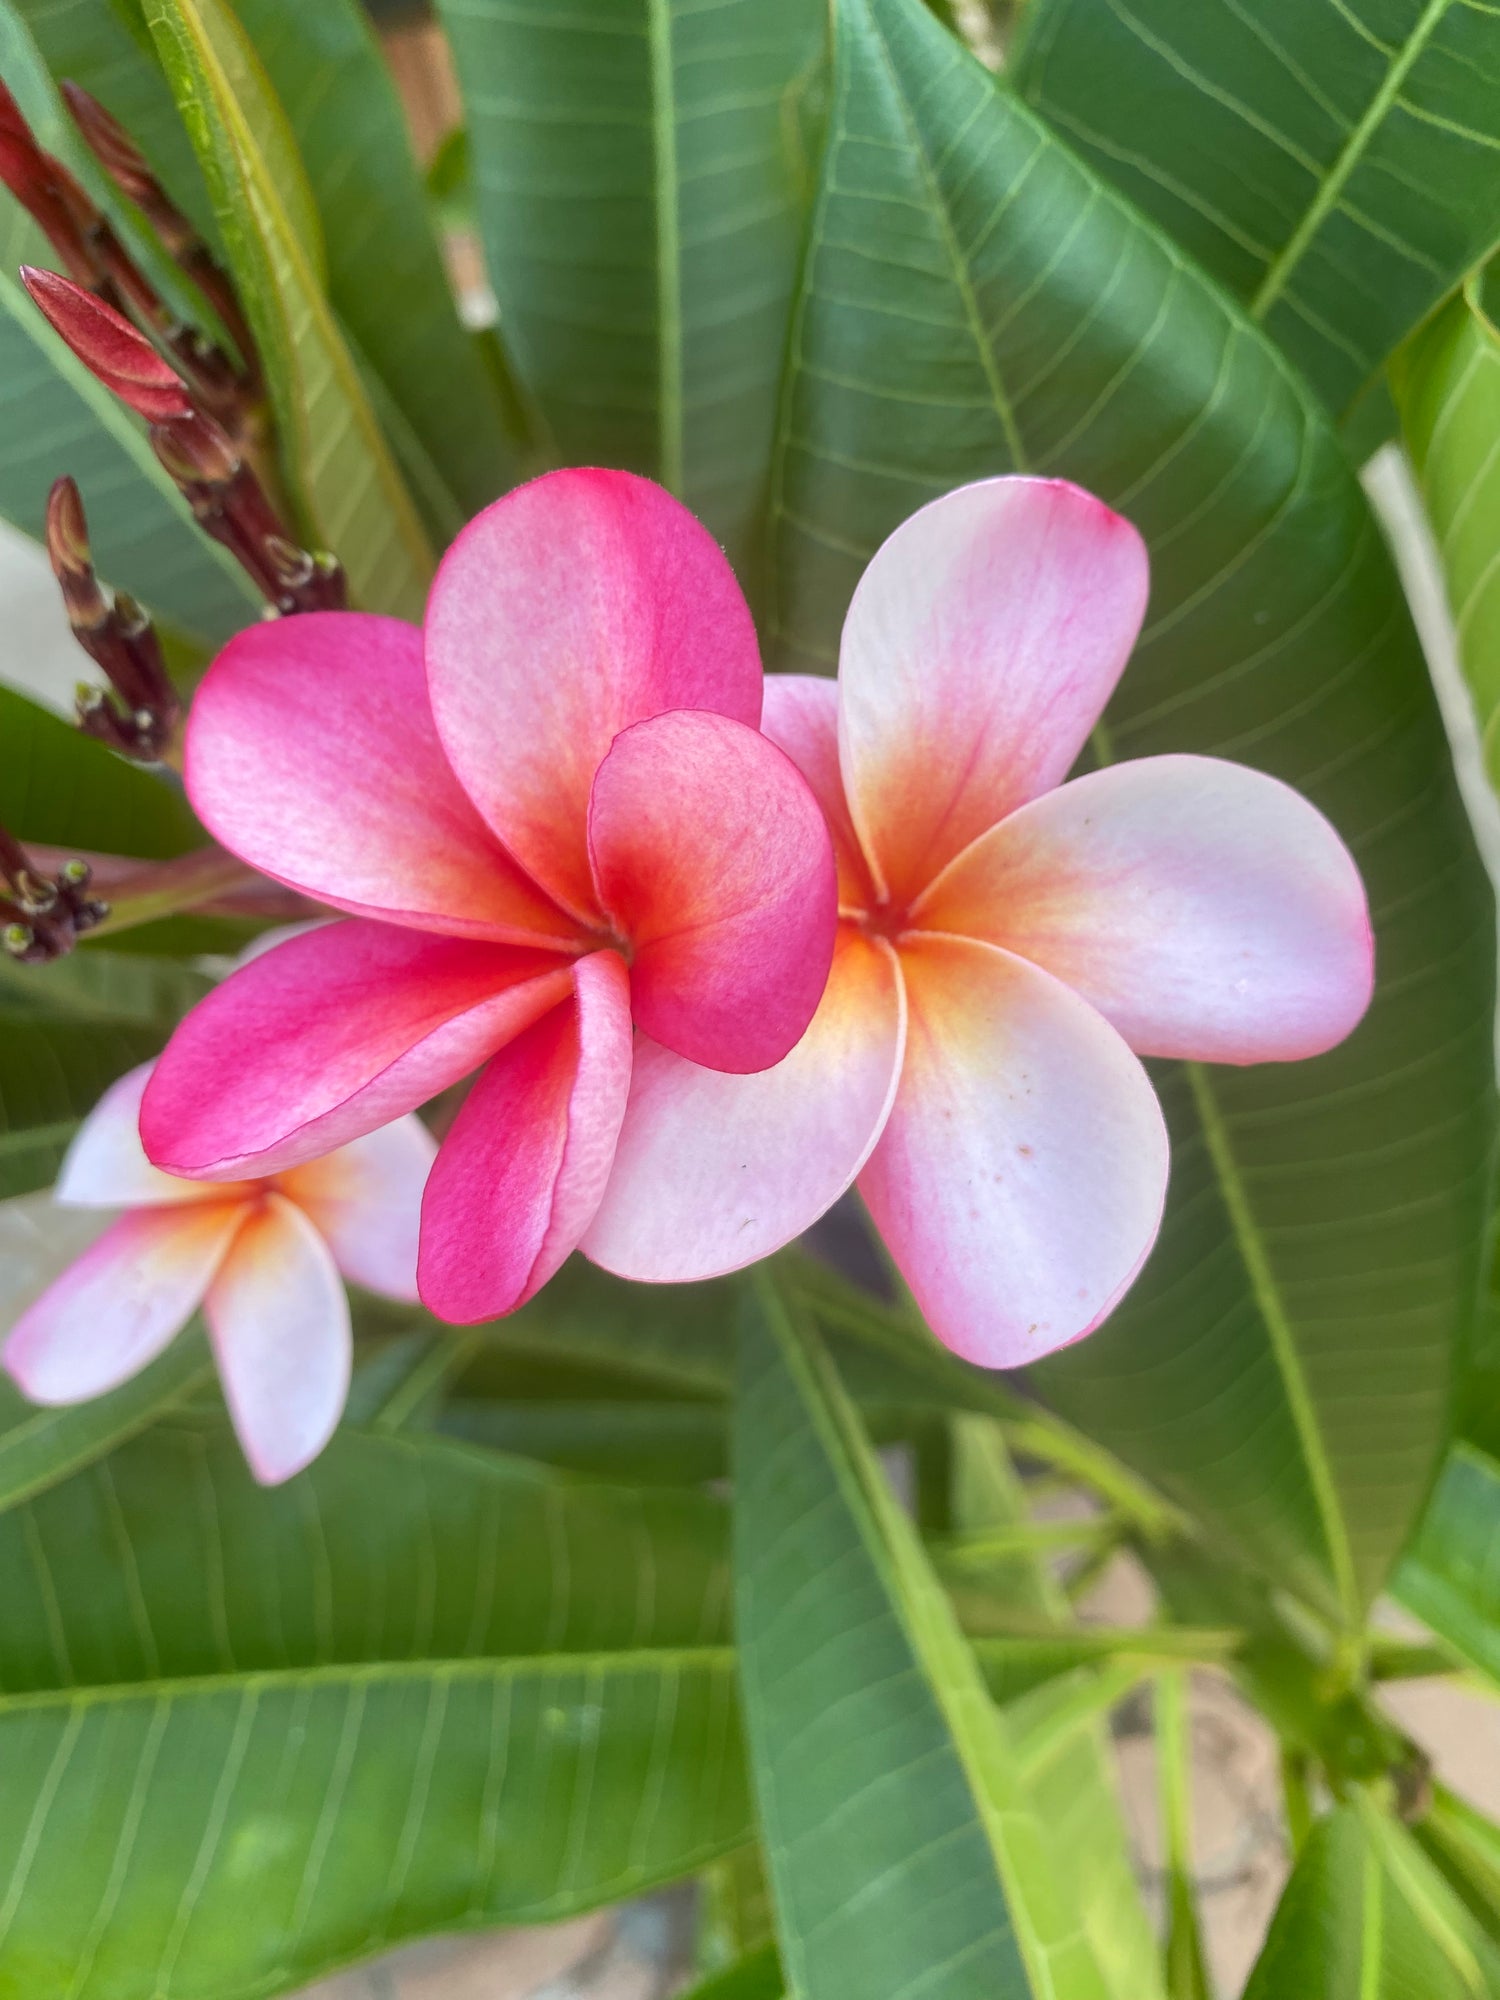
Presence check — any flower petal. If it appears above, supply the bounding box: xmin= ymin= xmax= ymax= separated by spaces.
xmin=916 ymin=755 xmax=1374 ymax=1062
xmin=584 ymin=927 xmax=905 ymax=1280
xmin=142 ymin=920 xmax=573 ymax=1181
xmin=860 ymin=933 xmax=1168 ymax=1368
xmin=761 ymin=673 xmax=877 ymax=911
xmin=4 ymin=1202 xmax=245 ymax=1403
xmin=205 ymin=1193 xmax=350 ymax=1484
xmin=185 ymin=612 xmax=575 ymax=944
xmin=588 ymin=710 xmax=838 ymax=1072
xmin=280 ymin=1115 xmax=437 ymax=1302
xmin=838 ymin=477 xmax=1149 ymax=906
xmin=426 ymin=469 xmax=763 ymax=920
xmin=418 ymin=950 xmax=633 ymax=1322
xmin=55 ymin=1062 xmax=232 ymax=1209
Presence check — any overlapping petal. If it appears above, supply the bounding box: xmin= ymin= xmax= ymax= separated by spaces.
xmin=916 ymin=755 xmax=1374 ymax=1062
xmin=426 ymin=468 xmax=763 ymax=921
xmin=838 ymin=478 xmax=1149 ymax=906
xmin=588 ymin=710 xmax=837 ymax=1072
xmin=418 ymin=950 xmax=633 ymax=1322
xmin=760 ymin=674 xmax=876 ymax=910
xmin=280 ymin=1116 xmax=437 ymax=1301
xmin=142 ymin=920 xmax=573 ymax=1181
xmin=186 ymin=612 xmax=576 ymax=945
xmin=55 ymin=1062 xmax=232 ymax=1209
xmin=584 ymin=928 xmax=906 ymax=1280
xmin=859 ymin=933 xmax=1169 ymax=1368
xmin=4 ymin=1201 xmax=246 ymax=1403
xmin=205 ymin=1193 xmax=351 ymax=1484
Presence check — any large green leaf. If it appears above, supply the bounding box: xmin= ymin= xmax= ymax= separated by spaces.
xmin=435 ymin=0 xmax=825 ymax=571
xmin=772 ymin=0 xmax=1495 ymax=1624
xmin=0 ymin=1423 xmax=748 ymax=1997
xmin=1009 ymin=0 xmax=1500 ymax=418
xmin=143 ymin=0 xmax=435 ymax=618
xmin=0 ymin=7 xmax=258 ymax=641
xmin=733 ymin=1272 xmax=1110 ymax=2000
xmin=0 ymin=685 xmax=200 ymax=857
xmin=1393 ymin=1440 xmax=1500 ymax=1688
xmin=1243 ymin=1803 xmax=1500 ymax=1998
xmin=1394 ymin=272 xmax=1500 ymax=787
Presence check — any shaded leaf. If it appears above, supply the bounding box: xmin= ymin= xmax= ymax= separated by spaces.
xmin=773 ymin=0 xmax=1495 ymax=1624
xmin=1394 ymin=1439 xmax=1500 ymax=1689
xmin=143 ymin=0 xmax=435 ymax=617
xmin=435 ymin=0 xmax=826 ymax=571
xmin=1010 ymin=0 xmax=1500 ymax=417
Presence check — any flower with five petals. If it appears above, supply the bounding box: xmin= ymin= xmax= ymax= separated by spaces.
xmin=582 ymin=477 xmax=1374 ymax=1366
xmin=140 ymin=469 xmax=837 ymax=1321
xmin=4 ymin=1063 xmax=434 ymax=1482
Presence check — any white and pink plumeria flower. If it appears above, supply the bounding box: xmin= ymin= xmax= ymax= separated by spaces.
xmin=3 ymin=1063 xmax=434 ymax=1483
xmin=585 ymin=476 xmax=1375 ymax=1366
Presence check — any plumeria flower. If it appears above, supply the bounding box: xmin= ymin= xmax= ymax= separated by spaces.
xmin=140 ymin=469 xmax=837 ymax=1321
xmin=584 ymin=477 xmax=1374 ymax=1366
xmin=3 ymin=1063 xmax=434 ymax=1482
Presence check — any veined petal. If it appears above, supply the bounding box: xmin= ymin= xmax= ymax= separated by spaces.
xmin=56 ymin=1062 xmax=238 ymax=1209
xmin=588 ymin=710 xmax=837 ymax=1073
xmin=4 ymin=1202 xmax=246 ymax=1403
xmin=186 ymin=613 xmax=576 ymax=945
xmin=917 ymin=755 xmax=1374 ymax=1062
xmin=418 ymin=950 xmax=633 ymax=1322
xmin=839 ymin=478 xmax=1149 ymax=906
xmin=426 ymin=468 xmax=762 ymax=921
xmin=142 ymin=921 xmax=573 ymax=1181
xmin=760 ymin=673 xmax=876 ymax=910
xmin=584 ymin=928 xmax=905 ymax=1280
xmin=280 ymin=1115 xmax=437 ymax=1302
xmin=205 ymin=1193 xmax=350 ymax=1484
xmin=860 ymin=933 xmax=1168 ymax=1369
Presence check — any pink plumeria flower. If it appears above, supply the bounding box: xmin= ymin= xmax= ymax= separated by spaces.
xmin=139 ymin=468 xmax=837 ymax=1322
xmin=3 ymin=1063 xmax=435 ymax=1482
xmin=584 ymin=477 xmax=1375 ymax=1366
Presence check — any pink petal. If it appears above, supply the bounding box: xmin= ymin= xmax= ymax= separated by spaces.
xmin=418 ymin=950 xmax=633 ymax=1322
xmin=916 ymin=755 xmax=1374 ymax=1062
xmin=4 ymin=1202 xmax=246 ymax=1403
xmin=205 ymin=1193 xmax=350 ymax=1484
xmin=185 ymin=612 xmax=577 ymax=945
xmin=279 ymin=1114 xmax=437 ymax=1301
xmin=426 ymin=469 xmax=763 ymax=922
xmin=760 ymin=673 xmax=877 ymax=911
xmin=838 ymin=478 xmax=1149 ymax=907
xmin=587 ymin=710 xmax=838 ymax=1073
xmin=860 ymin=933 xmax=1169 ymax=1368
xmin=583 ymin=927 xmax=905 ymax=1280
xmin=141 ymin=920 xmax=574 ymax=1181
xmin=55 ymin=1062 xmax=235 ymax=1209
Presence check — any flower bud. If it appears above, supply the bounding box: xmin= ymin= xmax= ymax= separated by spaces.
xmin=21 ymin=266 xmax=190 ymax=421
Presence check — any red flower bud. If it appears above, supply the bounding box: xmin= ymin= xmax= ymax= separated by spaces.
xmin=20 ymin=266 xmax=191 ymax=421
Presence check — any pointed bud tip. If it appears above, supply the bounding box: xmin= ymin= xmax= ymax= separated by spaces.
xmin=46 ymin=477 xmax=91 ymax=578
xmin=21 ymin=267 xmax=191 ymax=421
xmin=60 ymin=80 xmax=154 ymax=197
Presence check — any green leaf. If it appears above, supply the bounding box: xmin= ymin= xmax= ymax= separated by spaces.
xmin=225 ymin=0 xmax=520 ymax=526
xmin=1393 ymin=1439 xmax=1500 ymax=1689
xmin=1009 ymin=0 xmax=1500 ymax=418
xmin=143 ymin=0 xmax=436 ymax=618
xmin=1419 ymin=1787 xmax=1500 ymax=1948
xmin=0 ymin=1424 xmax=748 ymax=1997
xmin=679 ymin=1943 xmax=784 ymax=2000
xmin=1394 ymin=272 xmax=1500 ymax=788
xmin=0 ymin=1332 xmax=212 ymax=1514
xmin=0 ymin=684 xmax=201 ymax=857
xmin=1156 ymin=1672 xmax=1210 ymax=2000
xmin=0 ymin=11 xmax=257 ymax=641
xmin=435 ymin=0 xmax=826 ymax=571
xmin=1243 ymin=1804 xmax=1500 ymax=1999
xmin=733 ymin=1271 xmax=1111 ymax=2000
xmin=773 ymin=0 xmax=1495 ymax=1624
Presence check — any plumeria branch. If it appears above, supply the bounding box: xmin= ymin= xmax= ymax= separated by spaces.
xmin=25 ymin=843 xmax=319 ymax=938
xmin=0 ymin=823 xmax=108 ymax=962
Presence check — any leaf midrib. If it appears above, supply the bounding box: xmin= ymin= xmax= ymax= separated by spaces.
xmin=1248 ymin=0 xmax=1453 ymax=323
xmin=647 ymin=0 xmax=685 ymax=495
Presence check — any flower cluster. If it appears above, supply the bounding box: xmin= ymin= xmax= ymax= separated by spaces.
xmin=5 ymin=464 xmax=1373 ymax=1480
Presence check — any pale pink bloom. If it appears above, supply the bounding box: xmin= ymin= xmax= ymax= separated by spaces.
xmin=4 ymin=1064 xmax=435 ymax=1482
xmin=583 ymin=477 xmax=1375 ymax=1367
xmin=140 ymin=468 xmax=837 ymax=1322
